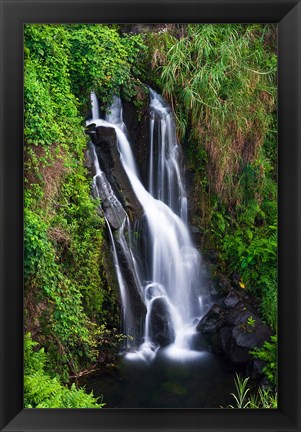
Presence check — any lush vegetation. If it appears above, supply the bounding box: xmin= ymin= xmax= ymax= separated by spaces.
xmin=251 ymin=335 xmax=278 ymax=386
xmin=24 ymin=24 xmax=147 ymax=404
xmin=24 ymin=23 xmax=277 ymax=408
xmin=24 ymin=333 xmax=103 ymax=408
xmin=226 ymin=374 xmax=277 ymax=409
xmin=146 ymin=24 xmax=277 ymax=331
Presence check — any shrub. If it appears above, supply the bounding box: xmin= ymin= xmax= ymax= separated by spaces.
xmin=251 ymin=335 xmax=278 ymax=385
xmin=24 ymin=334 xmax=104 ymax=408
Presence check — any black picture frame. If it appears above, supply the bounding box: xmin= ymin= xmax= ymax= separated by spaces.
xmin=1 ymin=0 xmax=300 ymax=431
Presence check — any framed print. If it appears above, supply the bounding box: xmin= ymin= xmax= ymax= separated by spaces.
xmin=0 ymin=0 xmax=300 ymax=431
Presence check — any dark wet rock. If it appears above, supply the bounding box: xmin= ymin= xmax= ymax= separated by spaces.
xmin=206 ymin=250 xmax=219 ymax=265
xmin=149 ymin=297 xmax=176 ymax=347
xmin=87 ymin=126 xmax=143 ymax=222
xmin=219 ymin=318 xmax=271 ymax=364
xmin=190 ymin=332 xmax=211 ymax=351
xmin=113 ymin=239 xmax=147 ymax=329
xmin=232 ymin=319 xmax=272 ymax=351
xmin=190 ymin=226 xmax=203 ymax=250
xmin=122 ymin=99 xmax=150 ymax=189
xmin=210 ymin=330 xmax=224 ymax=355
xmin=221 ymin=338 xmax=249 ymax=363
xmin=145 ymin=283 xmax=165 ymax=301
xmin=231 ymin=272 xmax=241 ymax=287
xmin=246 ymin=358 xmax=266 ymax=380
xmin=216 ymin=276 xmax=233 ymax=294
xmin=85 ymin=124 xmax=97 ymax=145
xmin=86 ymin=120 xmax=146 ymax=329
xmin=94 ymin=175 xmax=127 ymax=230
xmin=196 ymin=295 xmax=273 ymax=365
xmin=223 ymin=291 xmax=240 ymax=308
xmin=227 ymin=301 xmax=258 ymax=326
xmin=197 ymin=304 xmax=225 ymax=334
xmin=219 ymin=326 xmax=248 ymax=362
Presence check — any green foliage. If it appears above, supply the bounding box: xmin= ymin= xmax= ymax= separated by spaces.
xmin=221 ymin=231 xmax=277 ymax=328
xmin=148 ymin=24 xmax=277 ymax=331
xmin=214 ymin=194 xmax=277 ymax=329
xmin=24 ymin=206 xmax=99 ymax=378
xmin=226 ymin=374 xmax=277 ymax=409
xmin=247 ymin=316 xmax=256 ymax=328
xmin=227 ymin=374 xmax=251 ymax=408
xmin=24 ymin=61 xmax=64 ymax=146
xmin=24 ymin=25 xmax=81 ymax=148
xmin=251 ymin=335 xmax=277 ymax=385
xmin=150 ymin=24 xmax=276 ymax=166
xmin=248 ymin=386 xmax=277 ymax=409
xmin=24 ymin=24 xmax=137 ymax=378
xmin=66 ymin=24 xmax=147 ymax=110
xmin=24 ymin=334 xmax=104 ymax=408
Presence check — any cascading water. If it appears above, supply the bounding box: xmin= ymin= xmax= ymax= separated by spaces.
xmin=90 ymin=91 xmax=100 ymax=121
xmin=87 ymin=90 xmax=210 ymax=361
xmin=148 ymin=89 xmax=188 ymax=222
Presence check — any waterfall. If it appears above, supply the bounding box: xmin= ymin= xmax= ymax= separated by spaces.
xmin=90 ymin=91 xmax=100 ymax=121
xmin=88 ymin=90 xmax=209 ymax=361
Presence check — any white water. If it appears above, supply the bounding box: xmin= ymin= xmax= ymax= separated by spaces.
xmin=88 ymin=90 xmax=209 ymax=361
xmin=90 ymin=91 xmax=100 ymax=121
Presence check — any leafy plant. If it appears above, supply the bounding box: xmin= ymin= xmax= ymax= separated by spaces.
xmin=66 ymin=24 xmax=147 ymax=110
xmin=228 ymin=374 xmax=251 ymax=408
xmin=226 ymin=374 xmax=277 ymax=409
xmin=251 ymin=335 xmax=277 ymax=385
xmin=24 ymin=333 xmax=104 ymax=408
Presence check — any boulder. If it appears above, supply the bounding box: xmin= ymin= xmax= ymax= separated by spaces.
xmin=149 ymin=297 xmax=176 ymax=347
xmin=219 ymin=321 xmax=271 ymax=364
xmin=197 ymin=304 xmax=225 ymax=334
xmin=223 ymin=291 xmax=240 ymax=308
xmin=196 ymin=296 xmax=272 ymax=365
xmin=232 ymin=320 xmax=272 ymax=351
xmin=190 ymin=332 xmax=210 ymax=351
xmin=227 ymin=301 xmax=258 ymax=326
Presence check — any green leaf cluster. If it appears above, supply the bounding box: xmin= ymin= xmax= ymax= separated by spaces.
xmin=226 ymin=373 xmax=277 ymax=409
xmin=24 ymin=333 xmax=104 ymax=408
xmin=66 ymin=24 xmax=147 ymax=110
xmin=251 ymin=335 xmax=278 ymax=385
xmin=24 ymin=206 xmax=100 ymax=378
xmin=24 ymin=23 xmax=145 ymax=381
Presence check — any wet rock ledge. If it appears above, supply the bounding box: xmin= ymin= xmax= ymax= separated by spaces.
xmin=196 ymin=278 xmax=273 ymax=380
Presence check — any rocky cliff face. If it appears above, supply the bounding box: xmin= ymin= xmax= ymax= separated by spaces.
xmin=85 ymin=97 xmax=150 ymax=338
xmin=86 ymin=124 xmax=143 ymax=224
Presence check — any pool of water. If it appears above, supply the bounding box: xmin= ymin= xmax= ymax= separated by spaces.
xmin=82 ymin=349 xmax=240 ymax=408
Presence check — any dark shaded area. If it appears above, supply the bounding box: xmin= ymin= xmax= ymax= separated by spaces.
xmin=81 ymin=351 xmax=240 ymax=408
